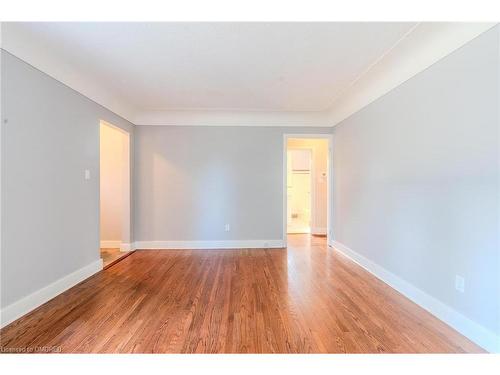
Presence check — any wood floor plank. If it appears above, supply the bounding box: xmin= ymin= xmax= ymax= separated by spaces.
xmin=0 ymin=235 xmax=485 ymax=353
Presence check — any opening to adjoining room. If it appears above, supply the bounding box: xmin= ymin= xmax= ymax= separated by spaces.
xmin=99 ymin=120 xmax=131 ymax=268
xmin=285 ymin=136 xmax=331 ymax=242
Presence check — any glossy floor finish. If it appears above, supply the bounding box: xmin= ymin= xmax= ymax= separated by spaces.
xmin=287 ymin=216 xmax=311 ymax=234
xmin=0 ymin=235 xmax=483 ymax=353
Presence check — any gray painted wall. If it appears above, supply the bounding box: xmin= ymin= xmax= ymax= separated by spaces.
xmin=1 ymin=25 xmax=499 ymax=350
xmin=134 ymin=126 xmax=331 ymax=242
xmin=0 ymin=51 xmax=134 ymax=308
xmin=332 ymin=27 xmax=500 ymax=335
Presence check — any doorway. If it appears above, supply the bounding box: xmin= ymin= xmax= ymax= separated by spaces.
xmin=283 ymin=134 xmax=332 ymax=246
xmin=99 ymin=120 xmax=131 ymax=268
xmin=287 ymin=148 xmax=312 ymax=233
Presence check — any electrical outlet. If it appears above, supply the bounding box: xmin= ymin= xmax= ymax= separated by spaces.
xmin=224 ymin=224 xmax=230 ymax=232
xmin=455 ymin=275 xmax=465 ymax=293
xmin=84 ymin=169 xmax=91 ymax=180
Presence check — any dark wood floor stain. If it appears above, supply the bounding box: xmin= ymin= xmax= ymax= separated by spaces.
xmin=0 ymin=235 xmax=484 ymax=353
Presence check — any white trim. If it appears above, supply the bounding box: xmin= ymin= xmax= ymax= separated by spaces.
xmin=283 ymin=134 xmax=333 ymax=247
xmin=327 ymin=136 xmax=334 ymax=240
xmin=330 ymin=240 xmax=500 ymax=353
xmin=327 ymin=23 xmax=498 ymax=126
xmin=0 ymin=259 xmax=103 ymax=328
xmin=134 ymin=240 xmax=285 ymax=250
xmin=3 ymin=23 xmax=496 ymax=128
xmin=134 ymin=109 xmax=331 ymax=127
xmin=119 ymin=243 xmax=133 ymax=252
xmin=100 ymin=240 xmax=121 ymax=248
xmin=1 ymin=24 xmax=137 ymax=122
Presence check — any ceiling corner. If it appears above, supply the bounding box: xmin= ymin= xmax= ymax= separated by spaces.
xmin=1 ymin=22 xmax=138 ymax=124
xmin=326 ymin=22 xmax=498 ymax=126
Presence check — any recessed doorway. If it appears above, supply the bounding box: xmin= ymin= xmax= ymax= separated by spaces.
xmin=284 ymin=134 xmax=332 ymax=245
xmin=99 ymin=120 xmax=131 ymax=268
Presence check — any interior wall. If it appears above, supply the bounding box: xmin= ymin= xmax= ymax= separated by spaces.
xmin=0 ymin=50 xmax=135 ymax=310
xmin=332 ymin=26 xmax=499 ymax=340
xmin=287 ymin=138 xmax=328 ymax=233
xmin=3 ymin=24 xmax=497 ymax=351
xmin=134 ymin=126 xmax=331 ymax=243
xmin=99 ymin=123 xmax=125 ymax=244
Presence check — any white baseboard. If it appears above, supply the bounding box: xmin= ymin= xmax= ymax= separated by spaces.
xmin=330 ymin=240 xmax=500 ymax=353
xmin=100 ymin=240 xmax=121 ymax=248
xmin=119 ymin=243 xmax=133 ymax=252
xmin=101 ymin=241 xmax=133 ymax=252
xmin=134 ymin=239 xmax=285 ymax=250
xmin=0 ymin=259 xmax=103 ymax=329
xmin=311 ymin=227 xmax=327 ymax=235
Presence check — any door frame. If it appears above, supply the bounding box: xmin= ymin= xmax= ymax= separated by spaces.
xmin=99 ymin=120 xmax=131 ymax=252
xmin=283 ymin=133 xmax=333 ymax=247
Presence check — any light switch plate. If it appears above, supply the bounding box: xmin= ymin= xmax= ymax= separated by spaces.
xmin=455 ymin=275 xmax=465 ymax=293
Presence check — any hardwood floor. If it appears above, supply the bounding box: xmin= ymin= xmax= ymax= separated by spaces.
xmin=0 ymin=235 xmax=484 ymax=353
xmin=100 ymin=248 xmax=134 ymax=269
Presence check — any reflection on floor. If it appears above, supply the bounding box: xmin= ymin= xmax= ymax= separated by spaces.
xmin=287 ymin=216 xmax=310 ymax=234
xmin=0 ymin=234 xmax=483 ymax=353
xmin=100 ymin=248 xmax=127 ymax=268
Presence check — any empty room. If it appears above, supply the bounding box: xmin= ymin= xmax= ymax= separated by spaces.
xmin=0 ymin=4 xmax=499 ymax=371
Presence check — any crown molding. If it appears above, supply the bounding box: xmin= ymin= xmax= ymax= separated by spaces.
xmin=326 ymin=22 xmax=498 ymax=126
xmin=133 ymin=109 xmax=332 ymax=127
xmin=143 ymin=24 xmax=496 ymax=127
xmin=2 ymin=22 xmax=497 ymax=128
xmin=0 ymin=22 xmax=137 ymax=123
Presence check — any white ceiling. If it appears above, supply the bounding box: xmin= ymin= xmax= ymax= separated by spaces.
xmin=4 ymin=22 xmax=414 ymax=110
xmin=2 ymin=22 xmax=495 ymax=125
